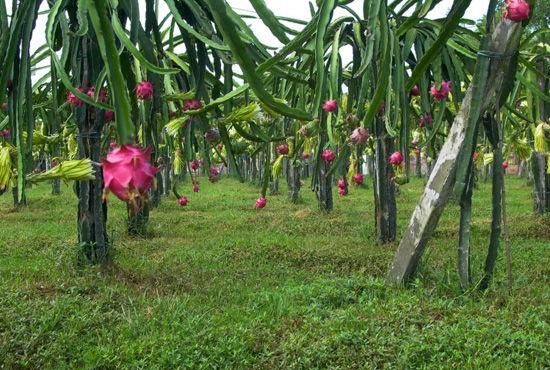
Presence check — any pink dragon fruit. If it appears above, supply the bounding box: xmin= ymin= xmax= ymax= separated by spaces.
xmin=420 ymin=113 xmax=432 ymax=128
xmin=255 ymin=197 xmax=267 ymax=209
xmin=430 ymin=81 xmax=452 ymax=101
xmin=276 ymin=143 xmax=289 ymax=155
xmin=0 ymin=129 xmax=10 ymax=138
xmin=389 ymin=151 xmax=404 ymax=166
xmin=349 ymin=127 xmax=369 ymax=145
xmin=67 ymin=88 xmax=85 ymax=107
xmin=321 ymin=149 xmax=336 ymax=163
xmin=184 ymin=99 xmax=202 ymax=111
xmin=337 ymin=178 xmax=346 ymax=189
xmin=502 ymin=161 xmax=509 ymax=170
xmin=204 ymin=128 xmax=221 ymax=144
xmin=190 ymin=159 xmax=200 ymax=171
xmin=353 ymin=173 xmax=364 ymax=185
xmin=338 ymin=187 xmax=348 ymax=196
xmin=322 ymin=99 xmax=338 ymax=113
xmin=87 ymin=87 xmax=108 ymax=102
xmin=104 ymin=110 xmax=114 ymax=123
xmin=504 ymin=0 xmax=530 ymax=22
xmin=135 ymin=81 xmax=154 ymax=100
xmin=178 ymin=196 xmax=188 ymax=206
xmin=410 ymin=85 xmax=420 ymax=97
xmin=102 ymin=145 xmax=158 ymax=203
xmin=209 ymin=166 xmax=220 ymax=183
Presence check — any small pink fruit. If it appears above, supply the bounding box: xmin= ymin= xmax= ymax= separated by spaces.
xmin=184 ymin=99 xmax=202 ymax=111
xmin=204 ymin=128 xmax=221 ymax=144
xmin=178 ymin=196 xmax=188 ymax=206
xmin=104 ymin=110 xmax=114 ymax=123
xmin=135 ymin=81 xmax=154 ymax=100
xmin=67 ymin=88 xmax=85 ymax=107
xmin=502 ymin=161 xmax=509 ymax=170
xmin=389 ymin=151 xmax=404 ymax=166
xmin=190 ymin=160 xmax=200 ymax=171
xmin=338 ymin=187 xmax=348 ymax=196
xmin=209 ymin=166 xmax=220 ymax=183
xmin=411 ymin=85 xmax=420 ymax=97
xmin=0 ymin=129 xmax=10 ymax=138
xmin=255 ymin=197 xmax=267 ymax=209
xmin=353 ymin=173 xmax=364 ymax=185
xmin=276 ymin=143 xmax=289 ymax=155
xmin=87 ymin=86 xmax=107 ymax=102
xmin=420 ymin=113 xmax=432 ymax=128
xmin=349 ymin=127 xmax=369 ymax=145
xmin=430 ymin=81 xmax=452 ymax=101
xmin=337 ymin=178 xmax=346 ymax=189
xmin=321 ymin=149 xmax=336 ymax=163
xmin=504 ymin=0 xmax=530 ymax=22
xmin=322 ymin=99 xmax=338 ymax=113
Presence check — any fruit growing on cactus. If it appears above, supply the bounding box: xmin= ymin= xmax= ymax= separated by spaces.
xmin=276 ymin=143 xmax=289 ymax=155
xmin=504 ymin=0 xmax=530 ymax=22
xmin=420 ymin=114 xmax=432 ymax=128
xmin=205 ymin=128 xmax=221 ymax=144
xmin=101 ymin=145 xmax=158 ymax=206
xmin=349 ymin=127 xmax=369 ymax=145
xmin=502 ymin=161 xmax=509 ymax=170
xmin=104 ymin=110 xmax=114 ymax=123
xmin=190 ymin=159 xmax=200 ymax=171
xmin=67 ymin=88 xmax=85 ymax=107
xmin=389 ymin=151 xmax=404 ymax=166
xmin=353 ymin=173 xmax=364 ymax=185
xmin=87 ymin=87 xmax=107 ymax=102
xmin=410 ymin=85 xmax=420 ymax=97
xmin=430 ymin=81 xmax=451 ymax=101
xmin=0 ymin=129 xmax=10 ymax=138
xmin=322 ymin=99 xmax=338 ymax=113
xmin=321 ymin=149 xmax=336 ymax=163
xmin=209 ymin=166 xmax=220 ymax=183
xmin=184 ymin=99 xmax=202 ymax=111
xmin=135 ymin=81 xmax=154 ymax=100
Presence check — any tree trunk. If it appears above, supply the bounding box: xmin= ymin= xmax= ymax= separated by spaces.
xmin=373 ymin=117 xmax=396 ymax=243
xmin=531 ymin=152 xmax=548 ymax=214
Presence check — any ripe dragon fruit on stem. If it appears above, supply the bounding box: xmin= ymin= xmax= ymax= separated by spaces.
xmin=349 ymin=127 xmax=369 ymax=145
xmin=430 ymin=80 xmax=451 ymax=101
xmin=389 ymin=151 xmax=404 ymax=166
xmin=353 ymin=173 xmax=364 ymax=185
xmin=276 ymin=143 xmax=289 ymax=155
xmin=321 ymin=149 xmax=336 ymax=163
xmin=101 ymin=145 xmax=158 ymax=211
xmin=322 ymin=99 xmax=338 ymax=113
xmin=135 ymin=81 xmax=154 ymax=101
xmin=504 ymin=0 xmax=530 ymax=22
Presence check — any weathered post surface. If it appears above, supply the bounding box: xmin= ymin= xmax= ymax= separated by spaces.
xmin=388 ymin=20 xmax=522 ymax=285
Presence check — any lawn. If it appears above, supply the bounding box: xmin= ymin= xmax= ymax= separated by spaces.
xmin=1 ymin=176 xmax=549 ymax=369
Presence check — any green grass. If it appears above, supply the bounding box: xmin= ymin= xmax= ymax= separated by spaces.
xmin=0 ymin=176 xmax=549 ymax=369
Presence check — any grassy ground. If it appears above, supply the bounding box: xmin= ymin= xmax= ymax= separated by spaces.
xmin=0 ymin=176 xmax=548 ymax=369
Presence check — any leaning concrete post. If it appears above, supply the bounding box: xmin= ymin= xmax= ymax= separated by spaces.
xmin=388 ymin=20 xmax=522 ymax=285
